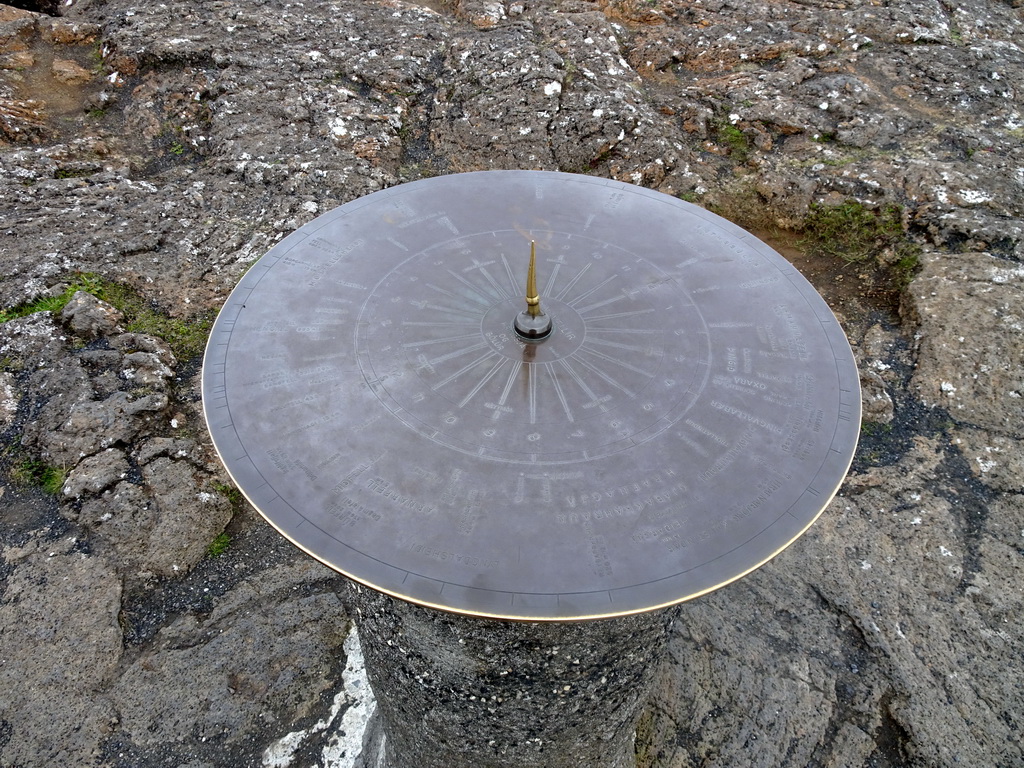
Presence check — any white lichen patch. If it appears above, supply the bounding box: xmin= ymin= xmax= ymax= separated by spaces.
xmin=958 ymin=189 xmax=992 ymax=204
xmin=262 ymin=626 xmax=376 ymax=768
xmin=0 ymin=373 xmax=18 ymax=428
xmin=990 ymin=266 xmax=1024 ymax=284
xmin=330 ymin=117 xmax=350 ymax=137
xmin=976 ymin=457 xmax=997 ymax=473
xmin=1 ymin=312 xmax=59 ymax=348
xmin=544 ymin=81 xmax=562 ymax=97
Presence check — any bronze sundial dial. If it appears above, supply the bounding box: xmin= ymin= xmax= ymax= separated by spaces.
xmin=202 ymin=171 xmax=860 ymax=620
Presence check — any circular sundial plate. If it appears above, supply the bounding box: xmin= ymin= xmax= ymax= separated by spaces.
xmin=203 ymin=171 xmax=860 ymax=620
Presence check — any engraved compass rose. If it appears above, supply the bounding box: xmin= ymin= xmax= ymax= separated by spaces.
xmin=203 ymin=171 xmax=861 ymax=620
xmin=355 ymin=229 xmax=709 ymax=464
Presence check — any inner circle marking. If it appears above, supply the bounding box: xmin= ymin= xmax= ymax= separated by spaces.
xmin=481 ymin=298 xmax=586 ymax=363
xmin=354 ymin=229 xmax=711 ymax=463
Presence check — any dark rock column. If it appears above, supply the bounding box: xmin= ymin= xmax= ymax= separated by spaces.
xmin=344 ymin=584 xmax=681 ymax=768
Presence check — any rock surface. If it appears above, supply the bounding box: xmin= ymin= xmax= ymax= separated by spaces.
xmin=347 ymin=584 xmax=680 ymax=768
xmin=0 ymin=0 xmax=1021 ymax=766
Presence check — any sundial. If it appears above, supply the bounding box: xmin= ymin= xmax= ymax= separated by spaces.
xmin=202 ymin=171 xmax=860 ymax=620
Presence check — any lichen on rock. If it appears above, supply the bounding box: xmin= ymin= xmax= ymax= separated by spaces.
xmin=1 ymin=0 xmax=1022 ymax=764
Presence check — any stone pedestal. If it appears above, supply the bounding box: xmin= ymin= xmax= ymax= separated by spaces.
xmin=344 ymin=584 xmax=681 ymax=768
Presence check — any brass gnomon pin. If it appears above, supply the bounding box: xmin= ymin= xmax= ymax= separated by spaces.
xmin=513 ymin=240 xmax=553 ymax=340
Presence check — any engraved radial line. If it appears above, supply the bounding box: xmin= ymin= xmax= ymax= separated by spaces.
xmin=477 ymin=266 xmax=511 ymax=300
xmin=556 ymin=359 xmax=602 ymax=404
xmin=578 ymin=344 xmax=653 ymax=377
xmin=586 ymin=308 xmax=657 ymax=322
xmin=585 ymin=327 xmax=660 ymax=335
xmin=459 ymin=358 xmax=509 ymax=408
xmin=427 ymin=282 xmax=490 ymax=308
xmin=528 ymin=364 xmax=538 ymax=424
xmin=501 ymin=255 xmax=519 ymax=296
xmin=402 ymin=321 xmax=480 ymax=328
xmin=431 ymin=350 xmax=500 ymax=390
xmin=554 ymin=263 xmax=591 ymax=300
xmin=576 ymin=293 xmax=631 ymax=316
xmin=429 ymin=342 xmax=490 ymax=367
xmin=447 ymin=269 xmax=500 ymax=303
xmin=572 ymin=354 xmax=636 ymax=396
xmin=567 ymin=275 xmax=617 ymax=307
xmin=420 ymin=302 xmax=483 ymax=319
xmin=401 ymin=333 xmax=480 ymax=349
xmin=542 ymin=260 xmax=563 ymax=297
xmin=497 ymin=361 xmax=523 ymax=406
xmin=545 ymin=363 xmax=574 ymax=422
xmin=585 ymin=337 xmax=656 ymax=354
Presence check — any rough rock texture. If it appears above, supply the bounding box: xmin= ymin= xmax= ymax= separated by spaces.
xmin=646 ymin=437 xmax=1023 ymax=768
xmin=347 ymin=584 xmax=680 ymax=768
xmin=0 ymin=531 xmax=122 ymax=766
xmin=60 ymin=290 xmax=124 ymax=338
xmin=109 ymin=562 xmax=350 ymax=757
xmin=1 ymin=0 xmax=1022 ymax=766
xmin=906 ymin=251 xmax=1023 ymax=432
